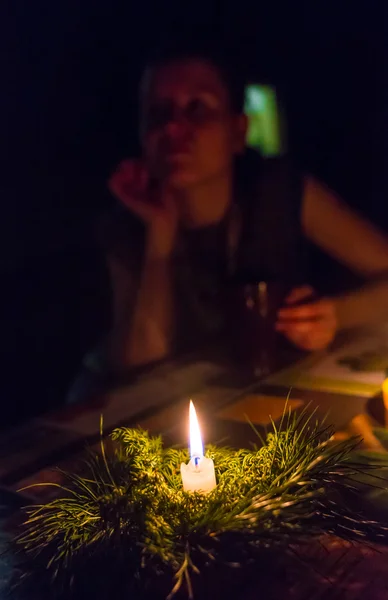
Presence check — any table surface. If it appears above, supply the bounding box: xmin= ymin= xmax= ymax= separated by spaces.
xmin=1 ymin=335 xmax=387 ymax=599
xmin=0 ymin=363 xmax=376 ymax=495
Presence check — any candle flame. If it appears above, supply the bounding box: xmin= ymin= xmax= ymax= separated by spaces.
xmin=189 ymin=400 xmax=203 ymax=459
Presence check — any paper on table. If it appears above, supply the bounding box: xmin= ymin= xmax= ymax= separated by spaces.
xmin=267 ymin=328 xmax=388 ymax=397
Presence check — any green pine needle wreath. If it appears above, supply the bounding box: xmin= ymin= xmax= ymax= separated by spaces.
xmin=13 ymin=408 xmax=388 ymax=600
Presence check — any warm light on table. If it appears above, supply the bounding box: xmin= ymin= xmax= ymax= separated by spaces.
xmin=382 ymin=376 xmax=388 ymax=427
xmin=180 ymin=401 xmax=217 ymax=493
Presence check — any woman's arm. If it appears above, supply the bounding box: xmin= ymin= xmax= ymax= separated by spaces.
xmin=277 ymin=176 xmax=388 ymax=350
xmin=106 ymin=250 xmax=174 ymax=373
xmin=105 ymin=160 xmax=178 ymax=372
xmin=302 ymin=176 xmax=388 ymax=328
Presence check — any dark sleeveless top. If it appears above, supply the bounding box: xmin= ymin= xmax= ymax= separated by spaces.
xmin=99 ymin=151 xmax=307 ymax=354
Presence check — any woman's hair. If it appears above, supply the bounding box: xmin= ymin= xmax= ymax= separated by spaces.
xmin=141 ymin=30 xmax=247 ymax=114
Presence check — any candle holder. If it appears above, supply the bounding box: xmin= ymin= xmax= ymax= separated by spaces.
xmin=10 ymin=408 xmax=388 ymax=600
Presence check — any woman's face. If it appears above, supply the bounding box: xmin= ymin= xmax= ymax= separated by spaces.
xmin=140 ymin=59 xmax=247 ymax=191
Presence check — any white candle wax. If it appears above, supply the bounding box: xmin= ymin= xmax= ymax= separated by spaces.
xmin=180 ymin=456 xmax=216 ymax=493
xmin=180 ymin=401 xmax=217 ymax=493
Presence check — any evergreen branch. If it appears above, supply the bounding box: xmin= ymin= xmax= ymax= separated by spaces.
xmin=12 ymin=409 xmax=388 ymax=600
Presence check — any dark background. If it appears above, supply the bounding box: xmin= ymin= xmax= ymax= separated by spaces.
xmin=0 ymin=0 xmax=386 ymax=427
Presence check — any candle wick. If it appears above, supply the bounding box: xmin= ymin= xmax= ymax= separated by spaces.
xmin=194 ymin=456 xmax=200 ymax=467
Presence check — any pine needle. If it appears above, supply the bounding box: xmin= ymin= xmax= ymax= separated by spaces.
xmin=13 ymin=411 xmax=388 ymax=600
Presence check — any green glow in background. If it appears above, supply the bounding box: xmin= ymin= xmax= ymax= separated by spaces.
xmin=244 ymin=84 xmax=283 ymax=157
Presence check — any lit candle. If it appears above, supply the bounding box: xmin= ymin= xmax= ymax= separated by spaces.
xmin=180 ymin=401 xmax=217 ymax=493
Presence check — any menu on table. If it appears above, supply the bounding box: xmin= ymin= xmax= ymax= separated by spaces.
xmin=266 ymin=328 xmax=388 ymax=397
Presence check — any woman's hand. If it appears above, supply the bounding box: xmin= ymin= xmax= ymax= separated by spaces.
xmin=108 ymin=159 xmax=178 ymax=260
xmin=276 ymin=285 xmax=338 ymax=351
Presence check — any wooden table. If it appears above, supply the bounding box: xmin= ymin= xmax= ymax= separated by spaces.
xmin=1 ymin=344 xmax=387 ymax=599
xmin=0 ymin=342 xmax=385 ymax=499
